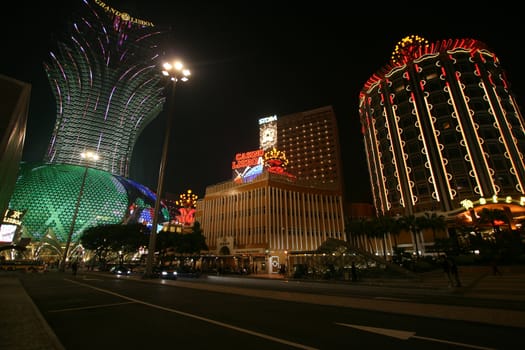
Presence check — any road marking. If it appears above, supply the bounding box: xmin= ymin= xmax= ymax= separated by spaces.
xmin=65 ymin=278 xmax=318 ymax=350
xmin=49 ymin=301 xmax=136 ymax=313
xmin=335 ymin=322 xmax=496 ymax=350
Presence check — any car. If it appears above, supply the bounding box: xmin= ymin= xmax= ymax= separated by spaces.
xmin=110 ymin=265 xmax=132 ymax=275
xmin=176 ymin=267 xmax=201 ymax=278
xmin=154 ymin=266 xmax=178 ymax=280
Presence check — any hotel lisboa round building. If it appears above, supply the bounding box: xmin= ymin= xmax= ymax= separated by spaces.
xmin=359 ymin=35 xmax=525 ymax=237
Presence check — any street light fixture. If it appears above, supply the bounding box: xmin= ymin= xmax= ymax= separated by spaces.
xmin=144 ymin=60 xmax=190 ymax=278
xmin=59 ymin=151 xmax=99 ymax=272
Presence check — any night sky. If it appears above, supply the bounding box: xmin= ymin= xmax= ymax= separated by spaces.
xmin=2 ymin=2 xmax=524 ymax=204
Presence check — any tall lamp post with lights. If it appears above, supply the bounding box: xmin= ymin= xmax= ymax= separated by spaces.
xmin=59 ymin=151 xmax=99 ymax=272
xmin=144 ymin=61 xmax=191 ymax=278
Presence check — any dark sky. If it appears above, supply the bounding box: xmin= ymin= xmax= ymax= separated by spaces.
xmin=2 ymin=2 xmax=524 ymax=204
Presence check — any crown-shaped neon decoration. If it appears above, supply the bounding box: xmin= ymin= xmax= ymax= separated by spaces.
xmin=391 ymin=34 xmax=429 ymax=65
xmin=175 ymin=189 xmax=198 ymax=208
xmin=264 ymin=147 xmax=289 ymax=168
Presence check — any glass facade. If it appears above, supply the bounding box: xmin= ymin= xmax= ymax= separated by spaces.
xmin=6 ymin=1 xmax=171 ymax=244
xmin=43 ymin=0 xmax=166 ymax=177
xmin=9 ymin=162 xmax=168 ymax=243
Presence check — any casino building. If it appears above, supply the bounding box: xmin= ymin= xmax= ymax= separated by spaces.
xmin=4 ymin=0 xmax=169 ymax=258
xmin=196 ymin=106 xmax=346 ymax=273
xmin=359 ymin=35 xmax=525 ymax=254
xmin=44 ymin=0 xmax=166 ymax=177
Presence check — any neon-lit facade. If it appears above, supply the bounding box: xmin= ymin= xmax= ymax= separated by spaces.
xmin=8 ymin=162 xmax=166 ymax=243
xmin=360 ymin=35 xmax=525 ymax=216
xmin=43 ymin=0 xmax=166 ymax=177
xmin=197 ymin=106 xmax=345 ymax=272
xmin=232 ymin=149 xmax=264 ymax=184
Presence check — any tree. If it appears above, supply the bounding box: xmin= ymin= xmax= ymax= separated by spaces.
xmin=155 ymin=222 xmax=208 ymax=265
xmin=80 ymin=225 xmax=113 ymax=267
xmin=81 ymin=223 xmax=148 ymax=266
xmin=397 ymin=215 xmax=420 ymax=258
xmin=374 ymin=215 xmax=396 ymax=258
xmin=417 ymin=212 xmax=447 ymax=246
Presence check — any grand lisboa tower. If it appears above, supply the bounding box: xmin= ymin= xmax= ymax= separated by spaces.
xmin=7 ymin=0 xmax=170 ymax=255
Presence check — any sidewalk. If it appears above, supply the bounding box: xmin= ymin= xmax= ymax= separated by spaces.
xmin=0 ymin=274 xmax=64 ymax=350
xmin=2 ymin=265 xmax=525 ymax=349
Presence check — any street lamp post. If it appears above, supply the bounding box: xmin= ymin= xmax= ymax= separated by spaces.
xmin=144 ymin=61 xmax=190 ymax=278
xmin=59 ymin=151 xmax=99 ymax=272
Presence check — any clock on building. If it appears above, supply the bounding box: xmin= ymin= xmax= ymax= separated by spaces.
xmin=260 ymin=124 xmax=277 ymax=150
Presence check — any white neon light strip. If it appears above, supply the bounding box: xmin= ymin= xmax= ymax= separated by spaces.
xmin=368 ymin=111 xmax=389 ymax=213
xmin=390 ymin=105 xmax=413 ymax=206
xmin=445 ymin=81 xmax=484 ymax=196
xmin=455 ymin=75 xmax=497 ymax=195
xmin=483 ymin=83 xmax=525 ymax=192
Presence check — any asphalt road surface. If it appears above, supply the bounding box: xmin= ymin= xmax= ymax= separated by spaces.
xmin=18 ymin=272 xmax=522 ymax=349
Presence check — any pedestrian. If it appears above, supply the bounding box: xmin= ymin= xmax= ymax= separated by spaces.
xmin=492 ymin=256 xmax=502 ymax=276
xmin=351 ymin=262 xmax=357 ymax=282
xmin=448 ymin=257 xmax=461 ymax=287
xmin=71 ymin=260 xmax=78 ymax=276
xmin=441 ymin=255 xmax=453 ymax=287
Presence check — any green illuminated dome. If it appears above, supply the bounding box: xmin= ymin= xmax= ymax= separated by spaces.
xmin=8 ymin=162 xmax=167 ymax=243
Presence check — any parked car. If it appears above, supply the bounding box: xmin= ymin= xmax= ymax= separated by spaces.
xmin=176 ymin=267 xmax=201 ymax=278
xmin=110 ymin=265 xmax=132 ymax=275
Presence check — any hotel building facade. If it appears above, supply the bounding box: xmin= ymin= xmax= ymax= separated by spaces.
xmin=196 ymin=106 xmax=346 ymax=273
xmin=44 ymin=0 xmax=166 ymax=177
xmin=5 ymin=1 xmax=169 ymax=251
xmin=359 ymin=35 xmax=525 ymax=253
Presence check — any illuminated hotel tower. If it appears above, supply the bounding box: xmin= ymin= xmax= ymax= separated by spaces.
xmin=260 ymin=106 xmax=344 ymax=192
xmin=360 ymin=35 xmax=525 ymax=217
xmin=44 ymin=0 xmax=166 ymax=177
xmin=196 ymin=106 xmax=345 ymax=272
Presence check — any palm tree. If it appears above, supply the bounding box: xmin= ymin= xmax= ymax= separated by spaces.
xmin=346 ymin=217 xmax=370 ymax=251
xmin=397 ymin=214 xmax=420 ymax=258
xmin=374 ymin=215 xmax=396 ymax=259
xmin=417 ymin=211 xmax=447 ymax=248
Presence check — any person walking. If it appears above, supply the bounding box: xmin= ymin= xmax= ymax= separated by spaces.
xmin=448 ymin=257 xmax=461 ymax=287
xmin=441 ymin=255 xmax=453 ymax=287
xmin=351 ymin=262 xmax=357 ymax=282
xmin=71 ymin=260 xmax=78 ymax=276
xmin=492 ymin=256 xmax=503 ymax=276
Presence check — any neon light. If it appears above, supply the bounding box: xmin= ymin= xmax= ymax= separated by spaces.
xmin=93 ymin=0 xmax=154 ymax=27
xmin=455 ymin=70 xmax=497 ymax=195
xmin=481 ymin=80 xmax=525 ymax=194
xmin=259 ymin=115 xmax=277 ymax=124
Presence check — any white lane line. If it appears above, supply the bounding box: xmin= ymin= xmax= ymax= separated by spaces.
xmin=49 ymin=301 xmax=136 ymax=313
xmin=335 ymin=322 xmax=496 ymax=350
xmin=66 ymin=278 xmax=318 ymax=350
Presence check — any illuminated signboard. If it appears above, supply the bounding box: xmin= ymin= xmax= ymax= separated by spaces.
xmin=232 ymin=149 xmax=264 ymax=184
xmin=93 ymin=0 xmax=154 ymax=27
xmin=1 ymin=209 xmax=25 ymax=243
xmin=258 ymin=115 xmax=277 ymax=125
xmin=259 ymin=115 xmax=278 ymax=151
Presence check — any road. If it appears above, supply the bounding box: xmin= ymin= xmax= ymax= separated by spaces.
xmin=19 ymin=272 xmax=521 ymax=349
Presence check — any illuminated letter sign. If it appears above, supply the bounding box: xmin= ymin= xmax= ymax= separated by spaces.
xmin=231 ymin=149 xmax=264 ymax=169
xmin=259 ymin=115 xmax=277 ymax=125
xmin=2 ymin=209 xmax=25 ymax=226
xmin=93 ymin=0 xmax=155 ymax=27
